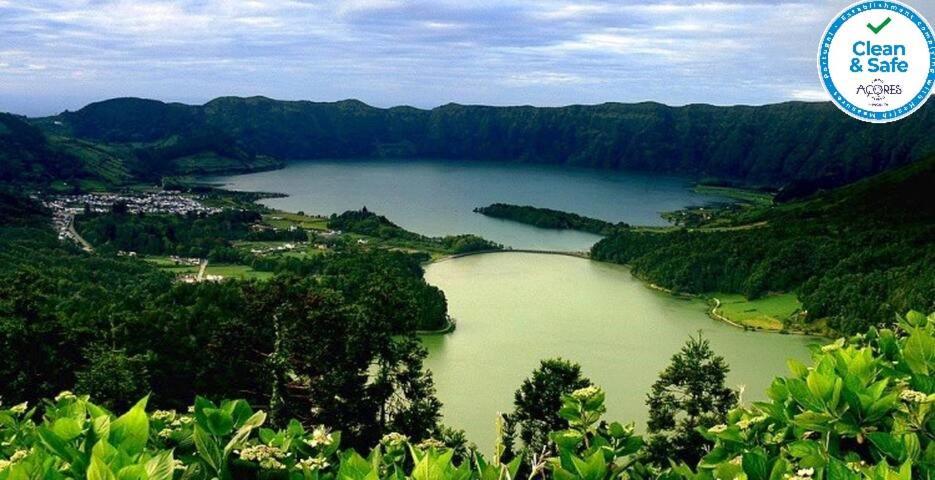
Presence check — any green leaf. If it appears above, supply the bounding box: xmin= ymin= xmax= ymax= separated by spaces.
xmin=768 ymin=457 xmax=788 ymax=480
xmin=787 ymin=359 xmax=809 ymax=378
xmin=110 ymin=396 xmax=149 ymax=456
xmin=193 ymin=425 xmax=222 ymax=474
xmin=52 ymin=418 xmax=84 ymax=441
xmin=338 ymin=451 xmax=377 ymax=480
xmin=867 ymin=432 xmax=906 ymax=462
xmin=202 ymin=408 xmax=234 ymax=436
xmin=903 ymin=328 xmax=935 ymax=375
xmin=223 ymin=411 xmax=267 ymax=458
xmin=742 ymin=451 xmax=768 ymax=480
xmin=115 ymin=465 xmax=146 ymax=480
xmin=144 ymin=450 xmax=176 ymax=480
xmin=87 ymin=456 xmax=117 ymax=480
xmin=826 ymin=458 xmax=860 ymax=480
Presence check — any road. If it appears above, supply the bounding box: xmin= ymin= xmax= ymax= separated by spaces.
xmin=66 ymin=214 xmax=94 ymax=252
xmin=196 ymin=259 xmax=208 ymax=281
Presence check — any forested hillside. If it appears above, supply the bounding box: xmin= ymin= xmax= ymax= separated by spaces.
xmin=0 ymin=108 xmax=280 ymax=189
xmin=39 ymin=96 xmax=935 ymax=189
xmin=592 ymin=156 xmax=935 ymax=334
xmin=0 ymin=192 xmax=450 ymax=448
xmin=0 ymin=113 xmax=84 ymax=183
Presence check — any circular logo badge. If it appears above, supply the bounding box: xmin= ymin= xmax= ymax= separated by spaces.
xmin=818 ymin=1 xmax=935 ymax=123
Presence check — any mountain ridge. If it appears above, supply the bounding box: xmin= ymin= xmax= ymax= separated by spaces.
xmin=27 ymin=96 xmax=934 ymax=190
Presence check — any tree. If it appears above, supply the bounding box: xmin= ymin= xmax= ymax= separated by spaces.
xmin=509 ymin=358 xmax=592 ymax=458
xmin=645 ymin=333 xmax=737 ymax=466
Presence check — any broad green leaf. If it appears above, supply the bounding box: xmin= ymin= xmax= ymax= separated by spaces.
xmin=193 ymin=425 xmax=222 ymax=473
xmin=52 ymin=418 xmax=83 ymax=441
xmin=87 ymin=456 xmax=117 ymax=480
xmin=742 ymin=451 xmax=768 ymax=480
xmin=223 ymin=411 xmax=267 ymax=457
xmin=903 ymin=328 xmax=935 ymax=375
xmin=202 ymin=408 xmax=234 ymax=436
xmin=110 ymin=396 xmax=149 ymax=456
xmin=867 ymin=432 xmax=905 ymax=462
xmin=144 ymin=450 xmax=176 ymax=480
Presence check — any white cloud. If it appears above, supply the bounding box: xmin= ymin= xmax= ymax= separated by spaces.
xmin=2 ymin=0 xmax=932 ymax=114
xmin=503 ymin=71 xmax=593 ymax=86
xmin=790 ymin=89 xmax=829 ymax=101
xmin=533 ymin=4 xmax=612 ymax=21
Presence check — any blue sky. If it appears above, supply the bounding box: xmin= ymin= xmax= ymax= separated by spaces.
xmin=1 ymin=0 xmax=932 ymax=116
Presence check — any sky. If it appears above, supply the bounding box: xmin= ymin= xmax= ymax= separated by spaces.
xmin=1 ymin=0 xmax=933 ymax=116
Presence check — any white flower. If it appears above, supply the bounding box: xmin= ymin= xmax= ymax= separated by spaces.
xmin=571 ymin=386 xmax=601 ymax=402
xmin=417 ymin=438 xmax=446 ymax=450
xmin=790 ymin=467 xmax=815 ymax=479
xmin=172 ymin=459 xmax=185 ymax=471
xmin=9 ymin=402 xmax=27 ymax=415
xmin=299 ymin=457 xmax=329 ymax=471
xmin=380 ymin=432 xmax=408 ymax=447
xmin=708 ymin=424 xmax=728 ymax=434
xmin=151 ymin=410 xmax=177 ymax=422
xmin=239 ymin=445 xmax=288 ymax=470
xmin=55 ymin=391 xmax=77 ymax=402
xmin=899 ymin=389 xmax=928 ymax=403
xmin=158 ymin=428 xmax=174 ymax=439
xmin=0 ymin=460 xmax=10 ymax=471
xmin=9 ymin=450 xmax=28 ymax=463
xmin=305 ymin=425 xmax=333 ymax=448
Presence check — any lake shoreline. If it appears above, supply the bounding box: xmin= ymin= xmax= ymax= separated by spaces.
xmin=429 ymin=250 xmax=825 ymax=338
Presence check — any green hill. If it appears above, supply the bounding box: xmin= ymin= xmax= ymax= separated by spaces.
xmin=1 ymin=108 xmax=281 ymax=189
xmin=38 ymin=96 xmax=935 ymax=189
xmin=591 ymin=156 xmax=935 ymax=334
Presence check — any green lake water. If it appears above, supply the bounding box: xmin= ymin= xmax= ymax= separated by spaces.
xmin=210 ymin=160 xmax=815 ymax=447
xmin=422 ymin=253 xmax=814 ymax=448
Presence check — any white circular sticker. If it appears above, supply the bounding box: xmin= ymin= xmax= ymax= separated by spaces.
xmin=818 ymin=1 xmax=935 ymax=123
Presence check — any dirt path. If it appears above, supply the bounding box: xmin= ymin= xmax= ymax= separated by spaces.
xmin=66 ymin=215 xmax=94 ymax=252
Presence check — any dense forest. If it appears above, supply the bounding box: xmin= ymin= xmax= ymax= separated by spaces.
xmin=32 ymin=96 xmax=935 ymax=190
xmin=474 ymin=203 xmax=628 ymax=235
xmin=0 ymin=113 xmax=84 ymax=183
xmin=76 ymin=209 xmax=306 ymax=260
xmin=329 ymin=208 xmax=503 ymax=254
xmin=0 ymin=193 xmax=453 ymax=439
xmin=592 ymin=156 xmax=935 ymax=334
xmin=0 ymin=110 xmax=279 ymax=188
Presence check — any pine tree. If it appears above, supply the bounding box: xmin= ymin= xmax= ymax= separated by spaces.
xmin=646 ymin=333 xmax=737 ymax=466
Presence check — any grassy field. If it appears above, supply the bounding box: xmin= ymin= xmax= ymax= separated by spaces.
xmin=711 ymin=292 xmax=801 ymax=331
xmin=694 ymin=185 xmax=774 ymax=206
xmin=205 ymin=264 xmax=274 ymax=280
xmin=263 ymin=211 xmax=330 ymax=231
xmin=143 ymin=256 xmax=201 ymax=274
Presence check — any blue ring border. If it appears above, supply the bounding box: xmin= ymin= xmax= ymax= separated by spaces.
xmin=818 ymin=1 xmax=935 ymax=122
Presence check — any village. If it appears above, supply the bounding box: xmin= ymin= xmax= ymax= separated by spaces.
xmin=40 ymin=191 xmax=222 ymax=249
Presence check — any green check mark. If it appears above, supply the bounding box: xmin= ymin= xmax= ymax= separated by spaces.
xmin=867 ymin=17 xmax=892 ymax=34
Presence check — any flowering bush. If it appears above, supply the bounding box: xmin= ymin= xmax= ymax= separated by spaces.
xmin=0 ymin=310 xmax=931 ymax=479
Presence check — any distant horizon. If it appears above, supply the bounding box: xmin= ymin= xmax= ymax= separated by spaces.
xmin=5 ymin=1 xmax=933 ymax=117
xmin=9 ymin=94 xmax=836 ymax=118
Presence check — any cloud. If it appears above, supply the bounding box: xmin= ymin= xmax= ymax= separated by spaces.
xmin=502 ymin=71 xmax=594 ymax=86
xmin=0 ymin=0 xmax=932 ymax=115
xmin=790 ymin=89 xmax=829 ymax=102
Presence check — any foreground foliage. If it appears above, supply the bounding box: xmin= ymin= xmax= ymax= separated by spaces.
xmin=2 ymin=310 xmax=932 ymax=479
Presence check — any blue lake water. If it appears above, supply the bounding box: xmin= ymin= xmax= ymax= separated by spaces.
xmin=207 ymin=159 xmax=730 ymax=251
